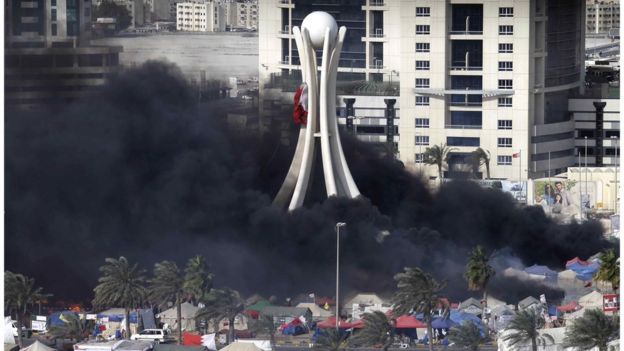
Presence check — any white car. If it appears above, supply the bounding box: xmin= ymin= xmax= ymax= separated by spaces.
xmin=130 ymin=329 xmax=173 ymax=343
xmin=11 ymin=321 xmax=32 ymax=338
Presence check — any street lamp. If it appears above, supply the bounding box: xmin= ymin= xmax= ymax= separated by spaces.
xmin=611 ymin=136 xmax=619 ymax=213
xmin=335 ymin=222 xmax=346 ymax=331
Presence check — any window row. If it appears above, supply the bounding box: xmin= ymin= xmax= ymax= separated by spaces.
xmin=413 ymin=118 xmax=512 ymax=130
xmin=414 ymin=25 xmax=513 ymax=35
xmin=415 ymin=96 xmax=513 ymax=107
xmin=415 ymin=154 xmax=514 ymax=166
xmin=415 ymin=78 xmax=430 ymax=88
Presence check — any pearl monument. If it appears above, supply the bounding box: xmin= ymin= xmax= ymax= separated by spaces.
xmin=274 ymin=11 xmax=361 ymax=211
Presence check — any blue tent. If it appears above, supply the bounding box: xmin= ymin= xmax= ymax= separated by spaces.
xmin=547 ymin=305 xmax=561 ymax=318
xmin=431 ymin=317 xmax=457 ymax=329
xmin=449 ymin=311 xmax=485 ymax=336
xmin=97 ymin=312 xmax=139 ymax=323
xmin=524 ymin=265 xmax=557 ymax=280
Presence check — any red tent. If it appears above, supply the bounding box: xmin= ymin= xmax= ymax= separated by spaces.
xmin=566 ymin=257 xmax=589 ymax=267
xmin=557 ymin=301 xmax=580 ymax=312
xmin=394 ymin=315 xmax=426 ymax=329
xmin=317 ymin=316 xmax=363 ymax=329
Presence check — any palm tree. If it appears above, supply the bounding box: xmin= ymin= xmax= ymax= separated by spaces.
xmin=48 ymin=313 xmax=91 ymax=342
xmin=502 ymin=309 xmax=553 ymax=351
xmin=392 ymin=267 xmax=447 ymax=351
xmin=349 ymin=311 xmax=394 ymax=351
xmin=195 ymin=288 xmax=245 ymax=345
xmin=424 ymin=143 xmax=455 ymax=181
xmin=314 ymin=328 xmax=348 ymax=351
xmin=4 ymin=272 xmax=49 ymax=347
xmin=248 ymin=314 xmax=278 ymax=347
xmin=470 ymin=148 xmax=491 ymax=179
xmin=183 ymin=255 xmax=214 ymax=304
xmin=563 ymin=309 xmax=619 ymax=351
xmin=93 ymin=257 xmax=148 ymax=339
xmin=464 ymin=246 xmax=495 ymax=317
xmin=149 ymin=260 xmax=186 ymax=344
xmin=595 ymin=249 xmax=619 ymax=292
xmin=449 ymin=321 xmax=484 ymax=351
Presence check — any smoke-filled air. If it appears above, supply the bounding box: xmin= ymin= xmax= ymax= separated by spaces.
xmin=5 ymin=61 xmax=616 ymax=306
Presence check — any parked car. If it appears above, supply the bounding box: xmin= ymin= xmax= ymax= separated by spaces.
xmin=11 ymin=321 xmax=33 ymax=338
xmin=130 ymin=329 xmax=174 ymax=343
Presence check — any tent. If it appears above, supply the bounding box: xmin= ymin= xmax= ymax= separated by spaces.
xmin=49 ymin=311 xmax=79 ymax=327
xmin=459 ymin=298 xmax=482 ymax=315
xmin=394 ymin=315 xmax=425 ymax=329
xmin=449 ymin=310 xmax=481 ymax=326
xmin=566 ymin=257 xmax=589 ymax=267
xmin=4 ymin=317 xmax=15 ymax=345
xmin=219 ymin=342 xmax=263 ymax=351
xmin=517 ymin=296 xmax=540 ymax=310
xmin=157 ymin=302 xmax=200 ymax=332
xmin=281 ymin=318 xmax=307 ymax=336
xmin=316 ymin=317 xmax=363 ymax=329
xmin=114 ymin=341 xmax=154 ymax=351
xmin=245 ymin=301 xmax=272 ymax=319
xmin=154 ymin=344 xmax=207 ymax=351
xmin=430 ymin=318 xmax=457 ymax=329
xmin=524 ymin=265 xmax=557 ymax=281
xmin=98 ymin=309 xmax=139 ymax=323
xmin=295 ymin=303 xmax=333 ymax=320
xmin=19 ymin=341 xmax=55 ymax=351
xmin=579 ymin=291 xmax=604 ymax=310
xmin=557 ymin=300 xmax=580 ymax=312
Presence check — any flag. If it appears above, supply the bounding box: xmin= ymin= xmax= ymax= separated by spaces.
xmin=584 ymin=281 xmax=593 ymax=287
xmin=59 ymin=313 xmax=70 ymax=324
xmin=512 ymin=152 xmax=520 ymax=158
xmin=323 ymin=302 xmax=330 ymax=310
xmin=293 ymin=83 xmax=308 ymax=125
xmin=309 ymin=293 xmax=315 ymax=299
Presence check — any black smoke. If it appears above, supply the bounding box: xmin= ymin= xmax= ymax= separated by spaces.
xmin=5 ymin=61 xmax=616 ymax=308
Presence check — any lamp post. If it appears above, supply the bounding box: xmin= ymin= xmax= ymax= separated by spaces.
xmin=335 ymin=222 xmax=346 ymax=331
xmin=585 ymin=136 xmax=588 ymax=217
xmin=611 ymin=136 xmax=619 ymax=213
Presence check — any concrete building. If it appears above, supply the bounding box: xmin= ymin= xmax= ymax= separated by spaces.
xmin=586 ymin=0 xmax=620 ymax=34
xmin=5 ymin=0 xmax=122 ymax=106
xmin=176 ymin=1 xmax=225 ymax=32
xmin=258 ymin=0 xmax=587 ymax=181
xmin=93 ymin=0 xmax=145 ymax=27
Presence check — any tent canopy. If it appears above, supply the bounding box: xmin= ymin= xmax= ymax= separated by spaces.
xmin=295 ymin=303 xmax=333 ymax=319
xmin=19 ymin=341 xmax=55 ymax=351
xmin=431 ymin=317 xmax=457 ymax=329
xmin=316 ymin=316 xmax=363 ymax=329
xmin=524 ymin=265 xmax=557 ymax=278
xmin=566 ymin=257 xmax=589 ymax=267
xmin=394 ymin=315 xmax=426 ymax=329
xmin=557 ymin=301 xmax=580 ymax=312
xmin=246 ymin=301 xmax=272 ymax=313
xmin=157 ymin=302 xmax=200 ymax=320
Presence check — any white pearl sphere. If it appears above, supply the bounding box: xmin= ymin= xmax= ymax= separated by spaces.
xmin=301 ymin=11 xmax=338 ymax=49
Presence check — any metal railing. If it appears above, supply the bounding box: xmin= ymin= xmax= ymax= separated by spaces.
xmin=445 ymin=124 xmax=482 ymax=129
xmin=369 ymin=0 xmax=385 ymax=6
xmin=450 ymin=65 xmax=483 ymax=71
xmin=449 ymin=30 xmax=483 ymax=35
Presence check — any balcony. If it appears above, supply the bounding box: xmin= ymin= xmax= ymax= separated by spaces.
xmin=369 ymin=60 xmax=384 ymax=69
xmin=369 ymin=28 xmax=384 ymax=38
xmin=369 ymin=0 xmax=384 ymax=6
xmin=450 ymin=64 xmax=482 ymax=71
xmin=279 ymin=25 xmax=290 ymax=34
xmin=449 ymin=30 xmax=483 ymax=35
xmin=445 ymin=124 xmax=482 ymax=129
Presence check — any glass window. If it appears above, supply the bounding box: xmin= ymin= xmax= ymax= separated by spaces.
xmin=415 ymin=153 xmax=425 ymax=163
xmin=51 ymin=8 xmax=57 ymax=20
xmin=498 ymin=79 xmax=513 ymax=89
xmin=499 ymin=7 xmax=513 ymax=17
xmin=497 ymin=155 xmax=512 ymax=165
xmin=415 ymin=78 xmax=430 ymax=88
xmin=498 ymin=120 xmax=513 ymax=129
xmin=498 ymin=43 xmax=513 ymax=53
xmin=415 ymin=118 xmax=429 ymax=128
xmin=497 ymin=137 xmax=512 ymax=147
xmin=415 ymin=136 xmax=429 ymax=145
xmin=416 ymin=7 xmax=430 ymax=17
xmin=498 ymin=97 xmax=512 ymax=107
xmin=498 ymin=61 xmax=513 ymax=71
xmin=415 ymin=60 xmax=430 ymax=70
xmin=447 ymin=137 xmax=480 ymax=147
xmin=51 ymin=23 xmax=57 ymax=35
xmin=416 ymin=25 xmax=430 ymax=34
xmin=416 ymin=42 xmax=430 ymax=52
xmin=51 ymin=0 xmax=56 ymax=6
xmin=499 ymin=25 xmax=513 ymax=35
xmin=415 ymin=96 xmax=429 ymax=106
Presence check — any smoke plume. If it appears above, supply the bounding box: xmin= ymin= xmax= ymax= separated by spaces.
xmin=5 ymin=61 xmax=615 ymax=308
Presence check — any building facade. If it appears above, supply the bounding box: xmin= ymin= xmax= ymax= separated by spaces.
xmin=176 ymin=1 xmax=225 ymax=32
xmin=586 ymin=0 xmax=620 ymax=34
xmin=5 ymin=0 xmax=122 ymax=106
xmin=224 ymin=0 xmax=257 ymax=30
xmin=258 ymin=0 xmax=586 ymax=181
xmin=93 ymin=0 xmax=145 ymax=27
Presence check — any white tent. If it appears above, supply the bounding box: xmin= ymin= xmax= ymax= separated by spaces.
xmin=579 ymin=291 xmax=604 ymax=310
xmin=19 ymin=341 xmax=56 ymax=351
xmin=156 ymin=302 xmax=200 ymax=332
xmin=219 ymin=342 xmax=263 ymax=351
xmin=295 ymin=303 xmax=332 ymax=320
xmin=4 ymin=317 xmax=15 ymax=344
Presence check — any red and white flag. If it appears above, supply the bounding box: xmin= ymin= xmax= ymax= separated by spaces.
xmin=512 ymin=152 xmax=520 ymax=158
xmin=293 ymin=83 xmax=308 ymax=125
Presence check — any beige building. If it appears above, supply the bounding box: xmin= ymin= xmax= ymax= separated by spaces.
xmin=258 ymin=0 xmax=587 ymax=182
xmin=176 ymin=0 xmax=225 ymax=32
xmin=586 ymin=0 xmax=620 ymax=34
xmin=225 ymin=0 xmax=257 ymax=30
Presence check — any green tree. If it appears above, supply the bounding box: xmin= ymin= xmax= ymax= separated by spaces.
xmin=195 ymin=288 xmax=245 ymax=345
xmin=563 ymin=309 xmax=619 ymax=351
xmin=392 ymin=267 xmax=447 ymax=351
xmin=424 ymin=143 xmax=456 ymax=181
xmin=93 ymin=257 xmax=147 ymax=339
xmin=595 ymin=249 xmax=619 ymax=292
xmin=92 ymin=0 xmax=132 ymax=31
xmin=183 ymin=255 xmax=214 ymax=304
xmin=349 ymin=311 xmax=394 ymax=351
xmin=149 ymin=261 xmax=186 ymax=344
xmin=4 ymin=272 xmax=49 ymax=347
xmin=502 ymin=309 xmax=553 ymax=351
xmin=48 ymin=313 xmax=92 ymax=342
xmin=470 ymin=148 xmax=491 ymax=179
xmin=248 ymin=314 xmax=278 ymax=347
xmin=314 ymin=328 xmax=348 ymax=351
xmin=449 ymin=321 xmax=484 ymax=351
xmin=464 ymin=246 xmax=495 ymax=315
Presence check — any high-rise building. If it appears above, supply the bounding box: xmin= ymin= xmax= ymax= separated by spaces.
xmin=5 ymin=0 xmax=122 ymax=107
xmin=586 ymin=0 xmax=619 ymax=34
xmin=93 ymin=0 xmax=145 ymax=27
xmin=223 ymin=0 xmax=257 ymax=31
xmin=176 ymin=0 xmax=225 ymax=32
xmin=258 ymin=0 xmax=586 ymax=181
